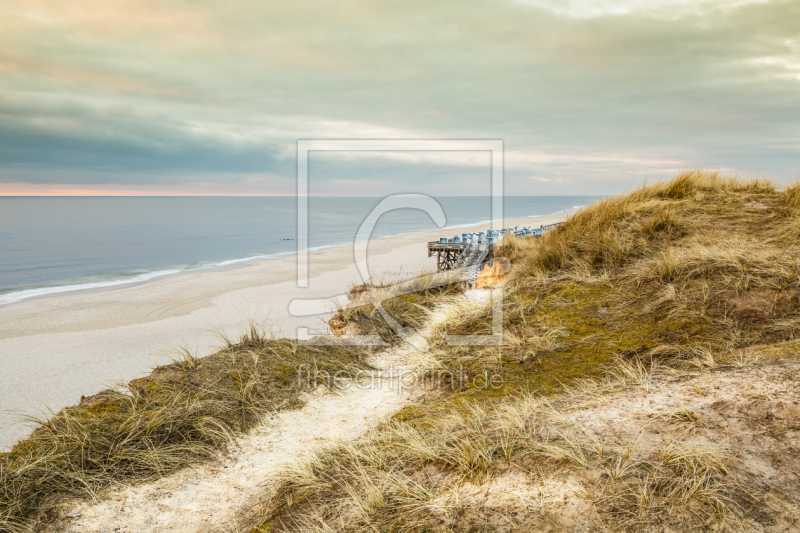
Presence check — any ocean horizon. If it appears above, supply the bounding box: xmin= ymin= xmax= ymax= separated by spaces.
xmin=0 ymin=195 xmax=597 ymax=305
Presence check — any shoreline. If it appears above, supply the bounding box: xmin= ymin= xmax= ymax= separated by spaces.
xmin=0 ymin=207 xmax=582 ymax=308
xmin=0 ymin=212 xmax=570 ymax=451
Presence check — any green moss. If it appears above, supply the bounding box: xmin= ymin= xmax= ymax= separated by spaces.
xmin=250 ymin=521 xmax=274 ymax=532
xmin=390 ymin=404 xmax=427 ymax=422
xmin=83 ymin=401 xmax=122 ymax=417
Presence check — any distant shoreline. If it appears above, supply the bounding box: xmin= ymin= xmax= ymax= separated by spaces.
xmin=0 ymin=206 xmax=585 ymax=308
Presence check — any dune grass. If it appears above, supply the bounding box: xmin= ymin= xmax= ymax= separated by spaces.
xmin=259 ymin=347 xmax=800 ymax=532
xmin=0 ymin=331 xmax=372 ymax=531
xmin=260 ymin=389 xmax=759 ymax=532
xmin=255 ymin=171 xmax=800 ymax=532
xmin=330 ymin=269 xmax=465 ymax=345
xmin=409 ymin=171 xmax=800 ymax=386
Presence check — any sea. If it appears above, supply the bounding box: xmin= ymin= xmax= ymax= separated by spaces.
xmin=0 ymin=196 xmax=597 ymax=305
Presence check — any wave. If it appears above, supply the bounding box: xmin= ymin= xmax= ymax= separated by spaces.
xmin=0 ymin=269 xmax=183 ymax=306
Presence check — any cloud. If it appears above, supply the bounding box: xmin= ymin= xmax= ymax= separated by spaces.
xmin=0 ymin=0 xmax=798 ymax=195
xmin=531 ymin=177 xmax=568 ymax=182
xmin=512 ymin=0 xmax=769 ymax=19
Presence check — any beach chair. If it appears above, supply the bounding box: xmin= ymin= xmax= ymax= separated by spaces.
xmin=453 ymin=236 xmax=460 ymax=243
xmin=439 ymin=237 xmax=447 ymax=243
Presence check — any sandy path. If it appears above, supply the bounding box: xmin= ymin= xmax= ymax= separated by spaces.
xmin=0 ymin=213 xmax=566 ymax=450
xmin=46 ymin=351 xmax=415 ymax=533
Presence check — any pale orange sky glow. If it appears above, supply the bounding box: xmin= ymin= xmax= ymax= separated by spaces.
xmin=0 ymin=182 xmax=292 ymax=196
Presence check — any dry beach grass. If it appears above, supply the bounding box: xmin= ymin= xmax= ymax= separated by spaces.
xmin=261 ymin=353 xmax=800 ymax=532
xmin=0 ymin=329 xmax=372 ymax=531
xmin=257 ymin=171 xmax=800 ymax=532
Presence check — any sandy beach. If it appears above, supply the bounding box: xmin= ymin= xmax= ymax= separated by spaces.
xmin=0 ymin=213 xmax=566 ymax=450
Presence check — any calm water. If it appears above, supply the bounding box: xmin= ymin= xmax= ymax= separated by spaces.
xmin=0 ymin=196 xmax=596 ymax=304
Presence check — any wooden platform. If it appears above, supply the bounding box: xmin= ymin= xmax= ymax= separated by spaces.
xmin=427 ymin=242 xmax=466 ymax=271
xmin=428 ymin=242 xmax=496 ymax=271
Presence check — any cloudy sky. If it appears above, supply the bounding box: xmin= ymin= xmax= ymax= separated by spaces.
xmin=0 ymin=0 xmax=798 ymax=195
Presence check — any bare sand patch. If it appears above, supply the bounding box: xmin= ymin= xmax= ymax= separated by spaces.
xmin=436 ymin=358 xmax=800 ymax=532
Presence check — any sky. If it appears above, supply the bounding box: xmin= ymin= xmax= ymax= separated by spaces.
xmin=0 ymin=0 xmax=798 ymax=196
